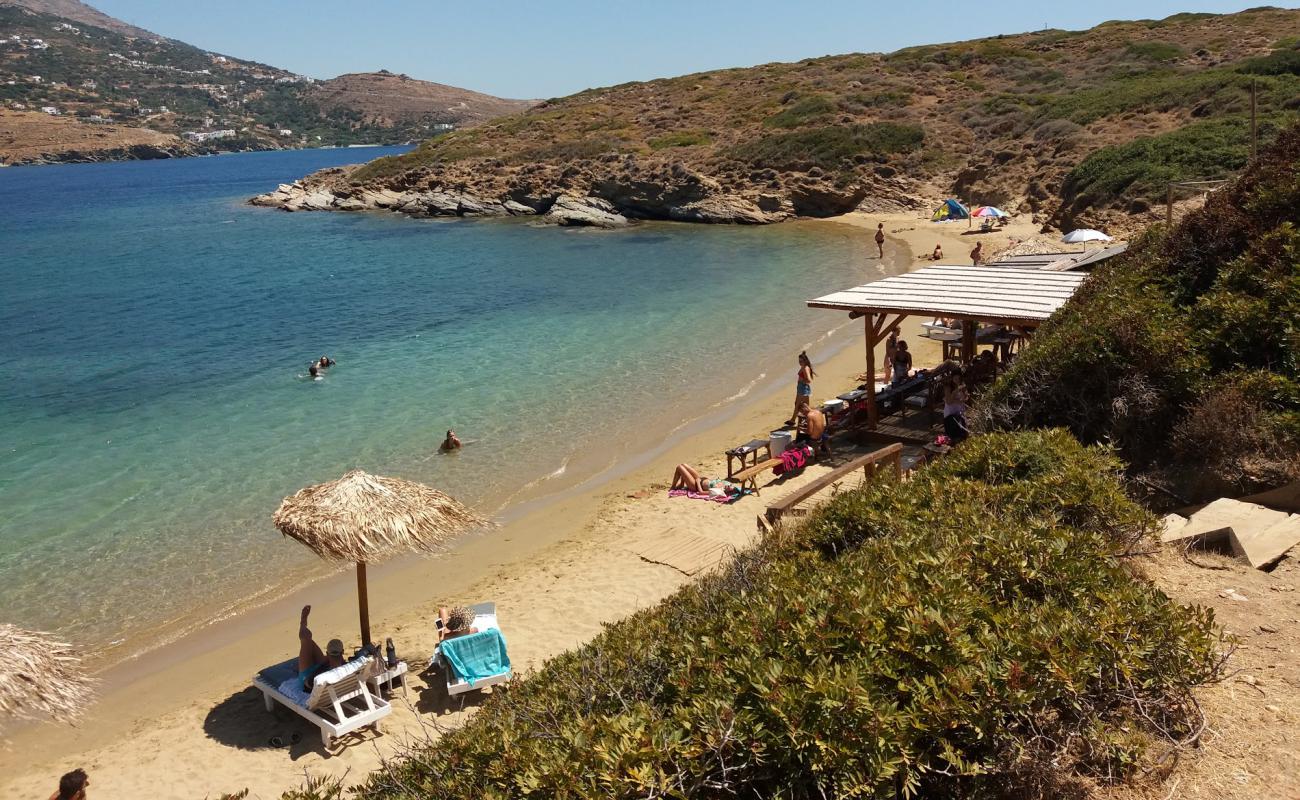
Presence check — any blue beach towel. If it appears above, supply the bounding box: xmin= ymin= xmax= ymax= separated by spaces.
xmin=441 ymin=629 xmax=511 ymax=687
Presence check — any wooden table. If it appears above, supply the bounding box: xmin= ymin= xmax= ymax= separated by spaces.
xmin=725 ymin=439 xmax=772 ymax=479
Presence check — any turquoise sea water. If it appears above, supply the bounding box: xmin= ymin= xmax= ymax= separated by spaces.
xmin=0 ymin=148 xmax=876 ymax=656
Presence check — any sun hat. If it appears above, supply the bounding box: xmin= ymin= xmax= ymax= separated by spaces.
xmin=325 ymin=638 xmax=345 ymax=657
xmin=446 ymin=606 xmax=474 ymax=632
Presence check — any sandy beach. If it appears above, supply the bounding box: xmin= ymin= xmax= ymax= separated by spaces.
xmin=0 ymin=212 xmax=1038 ymax=800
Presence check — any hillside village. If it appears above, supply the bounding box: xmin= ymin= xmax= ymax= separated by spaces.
xmin=0 ymin=3 xmax=532 ymax=163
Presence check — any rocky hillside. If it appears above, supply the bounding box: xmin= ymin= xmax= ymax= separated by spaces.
xmin=307 ymin=71 xmax=532 ymax=128
xmin=2 ymin=0 xmax=151 ymax=38
xmin=0 ymin=2 xmax=531 ymax=164
xmin=255 ymin=7 xmax=1300 ymax=229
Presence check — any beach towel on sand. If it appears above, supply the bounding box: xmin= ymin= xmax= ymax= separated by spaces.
xmin=668 ymin=489 xmax=747 ymax=504
xmin=440 ymin=629 xmax=510 ymax=687
xmin=774 ymin=445 xmax=811 ymax=476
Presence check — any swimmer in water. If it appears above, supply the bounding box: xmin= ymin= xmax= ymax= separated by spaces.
xmin=318 ymin=355 xmax=335 ymax=369
xmin=440 ymin=430 xmax=462 ymax=451
xmin=308 ymin=364 xmax=321 ymax=380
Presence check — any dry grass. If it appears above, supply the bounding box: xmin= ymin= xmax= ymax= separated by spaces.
xmin=1095 ymin=547 xmax=1300 ymax=800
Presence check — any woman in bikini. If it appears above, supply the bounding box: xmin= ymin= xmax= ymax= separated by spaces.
xmin=787 ymin=351 xmax=816 ymax=426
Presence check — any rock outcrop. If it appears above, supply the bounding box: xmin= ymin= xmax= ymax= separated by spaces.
xmin=544 ymin=195 xmax=629 ymax=228
xmin=247 ymin=154 xmax=925 ymax=227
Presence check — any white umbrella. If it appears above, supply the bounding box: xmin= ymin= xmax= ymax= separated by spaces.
xmin=1062 ymin=229 xmax=1112 ymax=243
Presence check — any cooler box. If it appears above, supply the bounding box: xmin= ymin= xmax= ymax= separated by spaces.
xmin=822 ymin=398 xmax=846 ymax=415
xmin=769 ymin=429 xmax=795 ymax=457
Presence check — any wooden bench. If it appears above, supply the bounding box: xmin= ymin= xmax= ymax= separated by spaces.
xmin=762 ymin=445 xmax=903 ymax=528
xmin=725 ymin=439 xmax=772 ymax=479
xmin=731 ymin=457 xmax=782 ymax=496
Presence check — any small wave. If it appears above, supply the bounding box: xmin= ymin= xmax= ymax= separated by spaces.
xmin=715 ymin=372 xmax=767 ymax=406
xmin=494 ymin=455 xmax=571 ymax=510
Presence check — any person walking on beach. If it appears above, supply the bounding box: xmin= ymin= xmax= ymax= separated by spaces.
xmin=49 ymin=768 xmax=89 ymax=800
xmin=969 ymin=242 xmax=984 ymax=265
xmin=874 ymin=223 xmax=886 ymax=258
xmin=787 ymin=351 xmax=816 ymax=426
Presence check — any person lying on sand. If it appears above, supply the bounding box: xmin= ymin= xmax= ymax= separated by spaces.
xmin=437 ymin=605 xmax=478 ymax=642
xmin=671 ymin=464 xmax=738 ymax=496
xmin=50 ymin=768 xmax=89 ymax=800
xmin=298 ymin=605 xmax=346 ymax=691
xmin=440 ymin=430 xmax=462 ymax=451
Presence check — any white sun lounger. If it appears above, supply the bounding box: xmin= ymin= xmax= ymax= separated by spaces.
xmin=431 ymin=602 xmax=512 ymax=696
xmin=254 ymin=654 xmax=390 ymax=748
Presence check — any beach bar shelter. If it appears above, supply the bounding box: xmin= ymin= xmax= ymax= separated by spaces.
xmin=0 ymin=624 xmax=94 ymax=730
xmin=273 ymin=470 xmax=490 ymax=647
xmin=807 ymin=264 xmax=1087 ymax=428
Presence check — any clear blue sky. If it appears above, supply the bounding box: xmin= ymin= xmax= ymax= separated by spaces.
xmin=93 ymin=1 xmax=1298 ymax=98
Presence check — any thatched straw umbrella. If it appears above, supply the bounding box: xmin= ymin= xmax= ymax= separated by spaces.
xmin=273 ymin=469 xmax=490 ymax=647
xmin=0 ymin=624 xmax=94 ymax=729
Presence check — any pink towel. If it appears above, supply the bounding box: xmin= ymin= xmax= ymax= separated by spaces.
xmin=774 ymin=445 xmax=811 ymax=476
xmin=668 ymin=489 xmax=735 ymax=504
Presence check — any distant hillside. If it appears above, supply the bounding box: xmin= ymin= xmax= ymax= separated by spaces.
xmin=264 ymin=8 xmax=1300 ymax=228
xmin=0 ymin=3 xmax=532 ymax=164
xmin=1 ymin=0 xmax=154 ymax=39
xmin=308 ymin=71 xmax=532 ymax=128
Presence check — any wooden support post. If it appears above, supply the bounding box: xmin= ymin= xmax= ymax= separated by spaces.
xmin=864 ymin=314 xmax=879 ymax=430
xmin=356 ymin=561 xmax=371 ymax=648
xmin=1166 ymin=183 xmax=1174 ymax=228
xmin=961 ymin=320 xmax=977 ymax=364
xmin=1251 ymin=78 xmax=1258 ymax=162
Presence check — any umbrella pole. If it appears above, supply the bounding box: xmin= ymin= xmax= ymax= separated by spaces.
xmin=356 ymin=561 xmax=371 ymax=648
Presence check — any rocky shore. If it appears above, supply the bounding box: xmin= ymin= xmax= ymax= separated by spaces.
xmin=250 ymin=159 xmax=926 ymax=228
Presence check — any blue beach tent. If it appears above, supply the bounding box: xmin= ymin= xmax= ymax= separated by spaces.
xmin=932 ymin=199 xmax=969 ymax=222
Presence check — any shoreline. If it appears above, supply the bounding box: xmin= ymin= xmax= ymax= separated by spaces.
xmin=45 ymin=214 xmax=874 ymax=676
xmin=0 ymin=212 xmax=1034 ymax=799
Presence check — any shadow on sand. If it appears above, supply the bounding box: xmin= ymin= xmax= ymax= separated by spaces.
xmin=415 ymin=664 xmax=491 ymax=717
xmin=202 ymin=685 xmax=386 ymax=759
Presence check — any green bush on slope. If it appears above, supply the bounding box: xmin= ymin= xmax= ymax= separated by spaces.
xmin=306 ymin=431 xmax=1219 ymax=800
xmin=978 ymin=123 xmax=1300 ymax=501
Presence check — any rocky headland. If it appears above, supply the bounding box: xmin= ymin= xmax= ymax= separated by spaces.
xmin=250 ymin=157 xmax=925 ymax=228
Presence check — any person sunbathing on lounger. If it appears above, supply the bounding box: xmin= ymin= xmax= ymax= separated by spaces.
xmin=437 ymin=605 xmax=479 ymax=642
xmin=298 ymin=605 xmax=346 ymax=691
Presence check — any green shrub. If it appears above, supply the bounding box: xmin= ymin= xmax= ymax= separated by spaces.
xmin=1060 ymin=116 xmax=1264 ymax=209
xmin=305 ymin=431 xmax=1221 ymax=800
xmin=1239 ymin=47 xmax=1300 ymax=76
xmin=1125 ymin=41 xmax=1186 ymax=61
xmin=1039 ymin=68 xmax=1259 ymax=124
xmin=980 ymin=122 xmax=1300 ymax=498
xmin=763 ymin=93 xmax=837 ymax=128
xmin=728 ymin=122 xmax=924 ymax=170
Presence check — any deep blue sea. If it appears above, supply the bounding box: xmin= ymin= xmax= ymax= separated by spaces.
xmin=0 ymin=148 xmax=876 ymax=655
